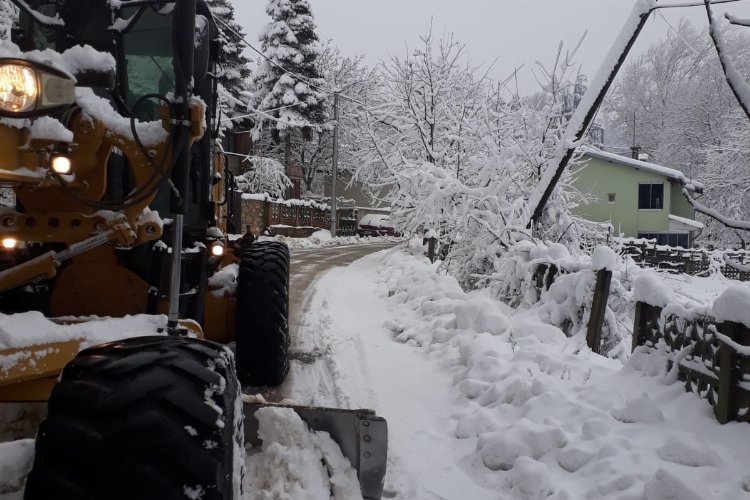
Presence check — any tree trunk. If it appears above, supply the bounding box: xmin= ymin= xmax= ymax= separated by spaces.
xmin=284 ymin=134 xmax=292 ymax=176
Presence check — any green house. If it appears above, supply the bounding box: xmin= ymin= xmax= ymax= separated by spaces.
xmin=570 ymin=148 xmax=704 ymax=247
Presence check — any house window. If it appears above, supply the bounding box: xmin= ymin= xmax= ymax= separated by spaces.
xmin=638 ymin=233 xmax=689 ymax=248
xmin=638 ymin=183 xmax=663 ymax=210
xmin=607 ymin=193 xmax=616 ymax=203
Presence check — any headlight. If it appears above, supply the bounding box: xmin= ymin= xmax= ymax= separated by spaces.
xmin=0 ymin=65 xmax=37 ymax=113
xmin=0 ymin=59 xmax=75 ymax=117
xmin=51 ymin=154 xmax=72 ymax=174
xmin=1 ymin=237 xmax=17 ymax=249
xmin=210 ymin=242 xmax=225 ymax=257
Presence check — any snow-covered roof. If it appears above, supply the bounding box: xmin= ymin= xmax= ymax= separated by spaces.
xmin=668 ymin=213 xmax=704 ymax=230
xmin=581 ymin=147 xmax=704 ymax=193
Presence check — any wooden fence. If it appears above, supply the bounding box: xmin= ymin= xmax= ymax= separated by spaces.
xmin=633 ymin=302 xmax=750 ymax=424
xmin=241 ymin=198 xmax=357 ymax=237
xmin=621 ymin=241 xmax=750 ymax=281
xmin=530 ymin=262 xmax=612 ymax=355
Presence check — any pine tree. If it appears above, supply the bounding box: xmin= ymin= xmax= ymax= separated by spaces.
xmin=252 ymin=0 xmax=327 ymax=141
xmin=206 ymin=0 xmax=253 ymax=130
xmin=0 ymin=0 xmax=17 ymax=41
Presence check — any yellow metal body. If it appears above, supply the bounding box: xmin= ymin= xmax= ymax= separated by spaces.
xmin=0 ymin=97 xmax=238 ymax=402
xmin=0 ymin=339 xmax=81 ymax=402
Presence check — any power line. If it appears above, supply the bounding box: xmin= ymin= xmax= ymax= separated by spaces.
xmin=215 ymin=16 xmax=398 ymax=132
xmin=215 ymin=16 xmax=332 ymax=97
xmin=215 ymin=16 xmax=375 ymax=109
xmin=219 ymin=101 xmax=306 ymax=123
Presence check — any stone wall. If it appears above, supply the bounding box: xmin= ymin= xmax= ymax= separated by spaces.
xmin=239 ymin=197 xmax=357 ymax=237
xmin=241 ymin=199 xmax=267 ymax=236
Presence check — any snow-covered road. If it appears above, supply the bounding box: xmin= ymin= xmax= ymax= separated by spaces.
xmin=260 ymin=242 xmax=395 ymax=405
xmin=287 ymin=249 xmax=497 ymax=499
xmin=280 ymin=247 xmax=750 ymax=500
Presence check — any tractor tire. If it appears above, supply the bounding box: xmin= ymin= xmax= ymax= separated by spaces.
xmin=24 ymin=336 xmax=244 ymax=500
xmin=235 ymin=240 xmax=290 ymax=387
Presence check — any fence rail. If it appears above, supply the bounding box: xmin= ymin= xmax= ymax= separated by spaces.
xmin=621 ymin=241 xmax=750 ymax=281
xmin=633 ymin=302 xmax=750 ymax=424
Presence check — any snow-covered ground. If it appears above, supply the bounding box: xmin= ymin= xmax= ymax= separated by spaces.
xmin=266 ymin=246 xmax=750 ymax=499
xmin=658 ymin=271 xmax=750 ymax=307
xmin=3 ymin=244 xmax=750 ymax=499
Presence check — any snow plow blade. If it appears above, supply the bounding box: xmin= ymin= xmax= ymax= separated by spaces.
xmin=243 ymin=402 xmax=387 ymax=499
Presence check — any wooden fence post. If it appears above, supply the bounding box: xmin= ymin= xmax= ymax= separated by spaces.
xmin=586 ymin=269 xmax=612 ymax=354
xmin=426 ymin=238 xmax=437 ymax=263
xmin=545 ymin=264 xmax=559 ymax=290
xmin=716 ymin=322 xmax=740 ymax=424
xmin=632 ymin=302 xmax=645 ymax=352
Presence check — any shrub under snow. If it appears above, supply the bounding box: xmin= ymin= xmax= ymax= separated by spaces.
xmin=485 ymin=242 xmax=637 ymax=359
xmin=377 ymin=248 xmax=750 ymax=499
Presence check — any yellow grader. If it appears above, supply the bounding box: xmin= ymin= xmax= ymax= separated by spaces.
xmin=0 ymin=1 xmax=386 ymax=498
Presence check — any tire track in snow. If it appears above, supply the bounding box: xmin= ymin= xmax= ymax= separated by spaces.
xmin=257 ymin=243 xmax=394 ymax=407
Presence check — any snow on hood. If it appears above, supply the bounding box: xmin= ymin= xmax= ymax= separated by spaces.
xmin=0 ymin=41 xmax=115 ymax=79
xmin=0 ymin=312 xmax=168 ymax=372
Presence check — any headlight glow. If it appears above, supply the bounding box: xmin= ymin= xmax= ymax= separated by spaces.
xmin=0 ymin=64 xmax=38 ymax=113
xmin=1 ymin=237 xmax=17 ymax=249
xmin=210 ymin=243 xmax=224 ymax=257
xmin=51 ymin=155 xmax=72 ymax=174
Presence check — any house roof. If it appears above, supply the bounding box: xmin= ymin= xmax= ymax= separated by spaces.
xmin=581 ymin=147 xmax=704 ymax=193
xmin=668 ymin=213 xmax=704 ymax=230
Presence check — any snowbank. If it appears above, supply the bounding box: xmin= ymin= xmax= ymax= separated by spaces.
xmin=0 ymin=439 xmax=34 ymax=499
xmin=713 ymin=285 xmax=750 ymax=328
xmin=377 ymin=249 xmax=750 ymax=499
xmin=490 ymin=243 xmax=636 ymax=358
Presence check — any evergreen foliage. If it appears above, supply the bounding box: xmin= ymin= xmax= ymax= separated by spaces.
xmin=206 ymin=0 xmax=253 ymax=130
xmin=0 ymin=0 xmax=17 ymax=41
xmin=252 ymin=0 xmax=327 ymax=141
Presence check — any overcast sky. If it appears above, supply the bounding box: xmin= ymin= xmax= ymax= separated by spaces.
xmin=230 ymin=0 xmax=750 ymax=93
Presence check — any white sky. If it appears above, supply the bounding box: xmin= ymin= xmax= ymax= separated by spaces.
xmin=230 ymin=0 xmax=750 ymax=93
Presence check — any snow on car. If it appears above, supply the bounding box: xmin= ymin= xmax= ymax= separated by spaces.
xmin=357 ymin=214 xmax=398 ymax=237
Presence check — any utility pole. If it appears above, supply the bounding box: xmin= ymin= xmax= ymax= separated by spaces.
xmin=330 ymin=91 xmax=340 ymax=237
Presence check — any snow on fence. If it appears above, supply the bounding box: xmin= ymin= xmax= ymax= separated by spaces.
xmin=632 ymin=279 xmax=750 ymax=424
xmin=493 ymin=244 xmax=632 ymax=359
xmin=620 ymin=239 xmax=750 ymax=281
xmin=240 ymin=195 xmax=357 ymax=237
xmin=532 ymin=260 xmax=615 ymax=356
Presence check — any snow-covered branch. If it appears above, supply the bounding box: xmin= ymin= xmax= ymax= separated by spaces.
xmin=526 ymin=0 xmax=655 ymax=227
xmin=684 ymin=188 xmax=750 ymax=231
xmin=705 ymin=0 xmax=750 ymax=121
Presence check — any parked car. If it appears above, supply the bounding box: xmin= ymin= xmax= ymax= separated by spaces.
xmin=357 ymin=214 xmax=398 ymax=237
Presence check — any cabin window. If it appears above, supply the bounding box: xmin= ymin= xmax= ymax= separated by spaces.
xmin=638 ymin=183 xmax=663 ymax=210
xmin=638 ymin=233 xmax=689 ymax=248
xmin=607 ymin=193 xmax=616 ymax=203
